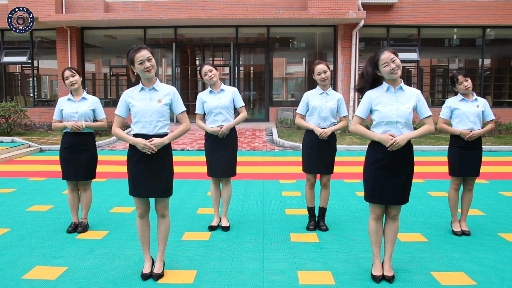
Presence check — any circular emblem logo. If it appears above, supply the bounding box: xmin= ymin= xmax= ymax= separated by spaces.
xmin=7 ymin=7 xmax=35 ymax=34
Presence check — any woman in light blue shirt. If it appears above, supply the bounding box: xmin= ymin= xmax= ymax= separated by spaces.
xmin=196 ymin=63 xmax=247 ymax=233
xmin=112 ymin=45 xmax=191 ymax=281
xmin=52 ymin=67 xmax=107 ymax=234
xmin=349 ymin=48 xmax=435 ymax=283
xmin=437 ymin=71 xmax=495 ymax=237
xmin=294 ymin=60 xmax=348 ymax=232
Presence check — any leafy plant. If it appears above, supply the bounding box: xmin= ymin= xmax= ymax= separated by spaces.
xmin=0 ymin=101 xmax=29 ymax=135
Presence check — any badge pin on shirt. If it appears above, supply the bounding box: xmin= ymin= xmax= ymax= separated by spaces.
xmin=157 ymin=99 xmax=162 ymax=104
xmin=476 ymin=105 xmax=479 ymax=108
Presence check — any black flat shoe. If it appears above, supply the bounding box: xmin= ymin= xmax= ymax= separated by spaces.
xmin=371 ymin=265 xmax=383 ymax=283
xmin=66 ymin=222 xmax=79 ymax=234
xmin=461 ymin=229 xmax=471 ymax=236
xmin=140 ymin=257 xmax=154 ymax=281
xmin=451 ymin=221 xmax=462 ymax=237
xmin=77 ymin=221 xmax=89 ymax=233
xmin=152 ymin=261 xmax=165 ymax=281
xmin=383 ymin=274 xmax=395 ymax=284
xmin=208 ymin=220 xmax=220 ymax=231
xmin=221 ymin=220 xmax=230 ymax=232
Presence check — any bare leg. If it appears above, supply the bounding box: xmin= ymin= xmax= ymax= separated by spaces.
xmin=210 ymin=178 xmax=221 ymax=225
xmin=77 ymin=181 xmax=92 ymax=222
xmin=383 ymin=205 xmax=402 ymax=276
xmin=154 ymin=197 xmax=170 ymax=273
xmin=66 ymin=181 xmax=80 ymax=222
xmin=220 ymin=178 xmax=232 ymax=226
xmin=448 ymin=177 xmax=463 ymax=231
xmin=319 ymin=175 xmax=331 ymax=207
xmin=305 ymin=174 xmax=316 ymax=207
xmin=369 ymin=204 xmax=385 ymax=275
xmin=133 ymin=197 xmax=152 ymax=273
xmin=459 ymin=177 xmax=476 ymax=231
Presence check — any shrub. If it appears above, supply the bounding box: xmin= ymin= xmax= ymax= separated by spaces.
xmin=0 ymin=101 xmax=29 ymax=135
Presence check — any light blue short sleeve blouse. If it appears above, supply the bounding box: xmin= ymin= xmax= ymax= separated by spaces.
xmin=53 ymin=92 xmax=107 ymax=133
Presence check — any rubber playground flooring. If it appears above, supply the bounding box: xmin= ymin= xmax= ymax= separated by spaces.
xmin=1 ymin=150 xmax=511 ymax=287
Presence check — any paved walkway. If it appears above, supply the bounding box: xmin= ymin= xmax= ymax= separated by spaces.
xmin=101 ymin=122 xmax=281 ymax=151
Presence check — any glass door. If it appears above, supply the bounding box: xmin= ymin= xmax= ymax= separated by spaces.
xmin=236 ymin=44 xmax=268 ymax=121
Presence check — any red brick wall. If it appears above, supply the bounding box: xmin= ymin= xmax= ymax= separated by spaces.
xmin=56 ymin=26 xmax=83 ymax=97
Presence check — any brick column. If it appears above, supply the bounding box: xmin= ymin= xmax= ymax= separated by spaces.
xmin=336 ymin=23 xmax=357 ymax=111
xmin=56 ymin=26 xmax=83 ymax=97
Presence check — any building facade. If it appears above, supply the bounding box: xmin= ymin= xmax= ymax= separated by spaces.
xmin=1 ymin=0 xmax=512 ymax=123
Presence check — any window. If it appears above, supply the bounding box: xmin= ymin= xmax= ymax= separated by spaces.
xmin=483 ymin=28 xmax=512 ymax=107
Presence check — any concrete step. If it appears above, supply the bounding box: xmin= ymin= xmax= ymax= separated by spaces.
xmin=0 ymin=143 xmax=29 ymax=155
xmin=0 ymin=147 xmax=41 ymax=163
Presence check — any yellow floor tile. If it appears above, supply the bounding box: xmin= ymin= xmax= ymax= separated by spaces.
xmin=197 ymin=208 xmax=214 ymax=214
xmin=475 ymin=179 xmax=489 ymax=183
xmin=297 ymin=271 xmax=335 ymax=285
xmin=0 ymin=189 xmax=16 ymax=193
xmin=428 ymin=192 xmax=448 ymax=197
xmin=76 ymin=231 xmax=109 ymax=240
xmin=343 ymin=180 xmax=361 ymax=182
xmin=0 ymin=228 xmax=11 ymax=236
xmin=280 ymin=180 xmax=296 ymax=183
xmin=397 ymin=233 xmax=428 ymax=242
xmin=28 ymin=178 xmax=46 ymax=181
xmin=158 ymin=270 xmax=197 ymax=284
xmin=110 ymin=207 xmax=135 ymax=213
xmin=62 ymin=190 xmax=68 ymax=194
xmin=22 ymin=266 xmax=68 ymax=280
xmin=458 ymin=209 xmax=485 ymax=215
xmin=26 ymin=205 xmax=53 ymax=212
xmin=355 ymin=192 xmax=364 ymax=196
xmin=290 ymin=233 xmax=319 ymax=243
xmin=207 ymin=191 xmax=211 ymax=196
xmin=282 ymin=191 xmax=301 ymax=196
xmin=413 ymin=179 xmax=425 ymax=182
xmin=498 ymin=233 xmax=512 ymax=242
xmin=285 ymin=209 xmax=308 ymax=215
xmin=92 ymin=179 xmax=107 ymax=182
xmin=431 ymin=272 xmax=476 ymax=285
xmin=499 ymin=192 xmax=512 ymax=196
xmin=182 ymin=232 xmax=211 ymax=241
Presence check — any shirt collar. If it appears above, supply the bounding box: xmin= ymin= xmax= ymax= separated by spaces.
xmin=315 ymin=86 xmax=333 ymax=95
xmin=137 ymin=78 xmax=161 ymax=92
xmin=207 ymin=83 xmax=227 ymax=94
xmin=65 ymin=91 xmax=89 ymax=101
xmin=381 ymin=80 xmax=405 ymax=92
xmin=455 ymin=92 xmax=478 ymax=102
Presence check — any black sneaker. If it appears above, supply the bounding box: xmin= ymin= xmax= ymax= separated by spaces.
xmin=66 ymin=222 xmax=79 ymax=234
xmin=77 ymin=221 xmax=89 ymax=233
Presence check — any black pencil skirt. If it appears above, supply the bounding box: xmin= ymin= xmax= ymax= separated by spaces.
xmin=447 ymin=134 xmax=483 ymax=177
xmin=363 ymin=140 xmax=414 ymax=206
xmin=302 ymin=129 xmax=337 ymax=175
xmin=205 ymin=128 xmax=238 ymax=178
xmin=59 ymin=132 xmax=98 ymax=181
xmin=127 ymin=134 xmax=174 ymax=198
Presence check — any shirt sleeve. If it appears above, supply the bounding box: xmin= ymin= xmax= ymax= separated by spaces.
xmin=438 ymin=100 xmax=452 ymax=121
xmin=53 ymin=99 xmax=63 ymax=121
xmin=233 ymin=88 xmax=245 ymax=109
xmin=414 ymin=91 xmax=432 ymax=120
xmin=354 ymin=92 xmax=372 ymax=120
xmin=93 ymin=97 xmax=107 ymax=120
xmin=171 ymin=88 xmax=187 ymax=115
xmin=337 ymin=95 xmax=348 ymax=118
xmin=296 ymin=93 xmax=309 ymax=116
xmin=195 ymin=94 xmax=205 ymax=114
xmin=482 ymin=98 xmax=495 ymax=123
xmin=114 ymin=93 xmax=130 ymax=118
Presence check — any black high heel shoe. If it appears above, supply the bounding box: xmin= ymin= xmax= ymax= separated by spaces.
xmin=451 ymin=221 xmax=462 ymax=237
xmin=208 ymin=219 xmax=220 ymax=231
xmin=371 ymin=264 xmax=383 ymax=283
xmin=152 ymin=261 xmax=165 ymax=281
xmin=382 ymin=262 xmax=395 ymax=284
xmin=140 ymin=257 xmax=154 ymax=281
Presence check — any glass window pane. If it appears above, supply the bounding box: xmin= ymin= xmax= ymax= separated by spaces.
xmin=238 ymin=27 xmax=267 ymax=44
xmin=83 ymin=29 xmax=144 ymax=106
xmin=389 ymin=27 xmax=418 ymax=46
xmin=269 ymin=27 xmax=334 ymax=107
xmin=483 ymin=28 xmax=512 ymax=107
xmin=359 ymin=27 xmax=387 ymax=91
xmin=419 ymin=28 xmax=483 ymax=107
xmin=146 ymin=28 xmax=174 ymax=46
xmin=177 ymin=28 xmax=236 ymax=43
xmin=3 ymin=32 xmax=33 ymax=105
xmin=33 ymin=30 xmax=58 ymax=107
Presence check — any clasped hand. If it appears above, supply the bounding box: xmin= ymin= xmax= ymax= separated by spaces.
xmin=66 ymin=122 xmax=83 ymax=132
xmin=133 ymin=138 xmax=167 ymax=154
xmin=381 ymin=132 xmax=410 ymax=151
xmin=210 ymin=125 xmax=232 ymax=138
xmin=460 ymin=129 xmax=480 ymax=141
xmin=314 ymin=127 xmax=333 ymax=140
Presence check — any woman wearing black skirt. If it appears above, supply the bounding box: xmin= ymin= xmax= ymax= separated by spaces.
xmin=112 ymin=45 xmax=190 ymax=281
xmin=52 ymin=67 xmax=107 ymax=234
xmin=294 ymin=60 xmax=348 ymax=232
xmin=437 ymin=71 xmax=495 ymax=237
xmin=195 ymin=63 xmax=247 ymax=232
xmin=349 ymin=48 xmax=435 ymax=283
